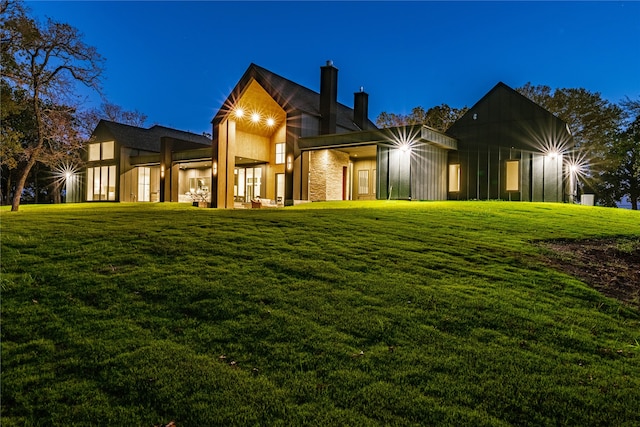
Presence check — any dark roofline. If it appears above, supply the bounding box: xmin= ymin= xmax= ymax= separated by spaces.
xmin=211 ymin=63 xmax=377 ymax=131
xmin=456 ymin=82 xmax=568 ymax=126
xmin=93 ymin=120 xmax=211 ymax=152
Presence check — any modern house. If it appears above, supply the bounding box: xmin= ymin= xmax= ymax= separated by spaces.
xmin=85 ymin=120 xmax=211 ymax=203
xmin=83 ymin=62 xmax=573 ymax=206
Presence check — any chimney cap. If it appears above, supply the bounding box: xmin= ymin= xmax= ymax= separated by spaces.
xmin=326 ymin=60 xmax=334 ymax=67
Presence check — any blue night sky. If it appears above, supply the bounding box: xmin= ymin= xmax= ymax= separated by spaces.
xmin=26 ymin=1 xmax=640 ymax=135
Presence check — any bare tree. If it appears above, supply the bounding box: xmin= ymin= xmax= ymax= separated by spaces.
xmin=2 ymin=0 xmax=104 ymax=211
xmin=77 ymin=102 xmax=148 ymax=139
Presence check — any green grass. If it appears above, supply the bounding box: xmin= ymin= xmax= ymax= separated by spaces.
xmin=2 ymin=201 xmax=639 ymax=426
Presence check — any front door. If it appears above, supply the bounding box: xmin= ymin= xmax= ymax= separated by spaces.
xmin=234 ymin=166 xmax=263 ymax=202
xmin=276 ymin=173 xmax=284 ymax=204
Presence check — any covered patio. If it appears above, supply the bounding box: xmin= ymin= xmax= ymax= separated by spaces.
xmin=298 ymin=125 xmax=458 ymax=201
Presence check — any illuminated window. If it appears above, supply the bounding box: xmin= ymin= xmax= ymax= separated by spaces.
xmin=102 ymin=141 xmax=114 ymax=160
xmin=88 ymin=143 xmax=101 ymax=161
xmin=276 ymin=173 xmax=285 ymax=203
xmin=373 ymin=169 xmax=376 ymax=195
xmin=275 ymin=143 xmax=285 ymax=164
xmin=358 ymin=170 xmax=369 ymax=194
xmin=88 ymin=141 xmax=115 ymax=161
xmin=448 ymin=164 xmax=461 ymax=192
xmin=505 ymin=160 xmax=520 ymax=192
xmin=86 ymin=165 xmax=116 ymax=201
xmin=138 ymin=167 xmax=150 ymax=202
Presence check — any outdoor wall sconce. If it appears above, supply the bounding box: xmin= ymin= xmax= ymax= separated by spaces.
xmin=286 ymin=155 xmax=293 ymax=171
xmin=213 ymin=161 xmax=218 ymax=176
xmin=160 ymin=165 xmax=165 ymax=178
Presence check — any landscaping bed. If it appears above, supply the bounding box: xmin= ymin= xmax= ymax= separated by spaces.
xmin=542 ymin=237 xmax=640 ymax=309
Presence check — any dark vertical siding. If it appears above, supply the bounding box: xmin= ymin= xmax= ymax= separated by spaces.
xmin=388 ymin=149 xmax=411 ymax=199
xmin=447 ymin=83 xmax=572 ymax=203
xmin=411 ymin=144 xmax=448 ymax=200
xmin=532 ymin=154 xmax=544 ymax=201
xmin=377 ymin=146 xmax=389 ymax=199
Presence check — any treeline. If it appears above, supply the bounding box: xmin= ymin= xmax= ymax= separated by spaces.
xmin=1 ymin=0 xmax=146 ymax=211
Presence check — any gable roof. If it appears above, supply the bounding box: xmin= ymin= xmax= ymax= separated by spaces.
xmin=446 ymin=82 xmax=573 ymax=152
xmin=448 ymin=82 xmax=569 ymax=133
xmin=93 ymin=120 xmax=211 ymax=152
xmin=211 ymin=63 xmax=376 ymax=132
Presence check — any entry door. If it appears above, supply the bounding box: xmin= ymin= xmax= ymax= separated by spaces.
xmin=238 ymin=166 xmax=263 ymax=202
xmin=138 ymin=167 xmax=150 ymax=202
xmin=246 ymin=168 xmax=254 ymax=201
xmin=276 ymin=173 xmax=284 ymax=204
xmin=342 ymin=167 xmax=347 ymax=200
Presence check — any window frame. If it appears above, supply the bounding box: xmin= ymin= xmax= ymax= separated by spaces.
xmin=358 ymin=169 xmax=369 ymax=195
xmin=275 ymin=143 xmax=285 ymax=165
xmin=88 ymin=141 xmax=115 ymax=161
xmin=505 ymin=160 xmax=520 ymax=192
xmin=448 ymin=164 xmax=461 ymax=193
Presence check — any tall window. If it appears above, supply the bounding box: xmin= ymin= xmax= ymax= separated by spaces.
xmin=449 ymin=164 xmax=461 ymax=192
xmin=275 ymin=143 xmax=285 ymax=164
xmin=86 ymin=165 xmax=116 ymax=201
xmin=88 ymin=141 xmax=115 ymax=161
xmin=373 ymin=169 xmax=376 ymax=195
xmin=505 ymin=160 xmax=520 ymax=192
xmin=276 ymin=173 xmax=285 ymax=203
xmin=138 ymin=167 xmax=150 ymax=202
xmin=358 ymin=170 xmax=369 ymax=194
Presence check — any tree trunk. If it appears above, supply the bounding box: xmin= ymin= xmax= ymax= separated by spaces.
xmin=2 ymin=173 xmax=11 ymax=206
xmin=11 ymin=155 xmax=37 ymax=211
xmin=11 ymin=87 xmax=44 ymax=212
xmin=52 ymin=180 xmax=62 ymax=204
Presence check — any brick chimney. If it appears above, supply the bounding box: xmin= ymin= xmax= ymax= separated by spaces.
xmin=354 ymin=87 xmax=369 ymax=130
xmin=320 ymin=60 xmax=338 ymax=135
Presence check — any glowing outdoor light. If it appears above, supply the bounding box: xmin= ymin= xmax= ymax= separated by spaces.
xmin=213 ymin=161 xmax=218 ymax=177
xmin=547 ymin=150 xmax=558 ymax=159
xmin=251 ymin=112 xmax=260 ymax=123
xmin=234 ymin=108 xmax=244 ymax=118
xmin=52 ymin=162 xmax=78 ymax=185
xmin=286 ymin=155 xmax=293 ymax=171
xmin=383 ymin=125 xmax=421 ymax=154
xmin=52 ymin=162 xmax=80 ymax=203
xmin=266 ymin=117 xmax=275 ymax=127
xmin=565 ymin=151 xmax=589 ymax=204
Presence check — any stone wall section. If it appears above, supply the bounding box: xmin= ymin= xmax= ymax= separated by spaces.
xmin=309 ymin=149 xmax=349 ymax=201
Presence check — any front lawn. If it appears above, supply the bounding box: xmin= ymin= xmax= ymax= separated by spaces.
xmin=2 ymin=201 xmax=639 ymax=426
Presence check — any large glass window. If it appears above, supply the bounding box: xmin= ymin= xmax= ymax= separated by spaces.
xmin=86 ymin=165 xmax=116 ymax=201
xmin=88 ymin=143 xmax=101 ymax=161
xmin=506 ymin=160 xmax=520 ymax=192
xmin=138 ymin=167 xmax=150 ymax=202
xmin=275 ymin=143 xmax=285 ymax=164
xmin=358 ymin=170 xmax=369 ymax=194
xmin=102 ymin=141 xmax=114 ymax=160
xmin=449 ymin=164 xmax=461 ymax=192
xmin=88 ymin=141 xmax=115 ymax=161
xmin=234 ymin=166 xmax=263 ymax=202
